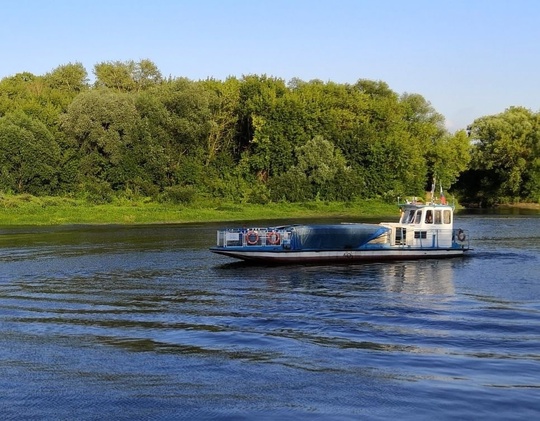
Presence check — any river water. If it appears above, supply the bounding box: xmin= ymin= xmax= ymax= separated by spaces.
xmin=0 ymin=210 xmax=539 ymax=420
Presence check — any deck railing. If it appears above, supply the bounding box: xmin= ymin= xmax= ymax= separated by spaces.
xmin=217 ymin=228 xmax=291 ymax=248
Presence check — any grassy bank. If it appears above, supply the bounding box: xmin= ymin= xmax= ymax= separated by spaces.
xmin=0 ymin=194 xmax=399 ymax=226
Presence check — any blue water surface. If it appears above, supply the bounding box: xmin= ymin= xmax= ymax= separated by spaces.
xmin=0 ymin=212 xmax=539 ymax=420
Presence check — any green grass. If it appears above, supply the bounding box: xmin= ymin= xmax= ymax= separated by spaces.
xmin=0 ymin=194 xmax=400 ymax=226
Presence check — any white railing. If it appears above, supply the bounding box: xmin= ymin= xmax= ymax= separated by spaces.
xmin=217 ymin=228 xmax=291 ymax=248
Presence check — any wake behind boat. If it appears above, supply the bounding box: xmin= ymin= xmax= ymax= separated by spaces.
xmin=210 ymin=199 xmax=470 ymax=264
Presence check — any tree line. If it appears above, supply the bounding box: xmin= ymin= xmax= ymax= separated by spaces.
xmin=0 ymin=60 xmax=538 ymax=206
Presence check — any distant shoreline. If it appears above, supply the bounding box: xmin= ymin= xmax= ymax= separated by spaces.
xmin=1 ymin=194 xmax=537 ymax=226
xmin=497 ymin=203 xmax=540 ymax=209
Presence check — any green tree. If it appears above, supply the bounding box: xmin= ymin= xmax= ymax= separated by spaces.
xmin=235 ymin=75 xmax=289 ymax=178
xmin=44 ymin=62 xmax=88 ymax=93
xmin=0 ymin=72 xmax=37 ymax=117
xmin=296 ymin=135 xmax=346 ymax=187
xmin=268 ymin=166 xmax=312 ymax=202
xmin=460 ymin=107 xmax=540 ymax=204
xmin=267 ymin=135 xmax=348 ymax=201
xmin=131 ymin=90 xmax=173 ymax=191
xmin=43 ymin=63 xmax=89 ymax=114
xmin=430 ymin=130 xmax=471 ymax=189
xmin=400 ymin=93 xmax=458 ymax=194
xmin=60 ymin=89 xmax=139 ymax=191
xmin=0 ymin=72 xmax=58 ymax=125
xmin=343 ymin=82 xmax=417 ymax=198
xmin=157 ymin=78 xmax=212 ymax=186
xmin=94 ymin=59 xmax=162 ymax=92
xmin=200 ymin=77 xmax=241 ymax=167
xmin=132 ymin=59 xmax=163 ymax=90
xmin=0 ymin=111 xmax=61 ymax=194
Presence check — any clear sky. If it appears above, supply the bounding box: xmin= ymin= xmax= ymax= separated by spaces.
xmin=1 ymin=0 xmax=539 ymax=131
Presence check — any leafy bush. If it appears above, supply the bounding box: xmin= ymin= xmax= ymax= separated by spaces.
xmin=246 ymin=182 xmax=271 ymax=204
xmin=159 ymin=185 xmax=197 ymax=204
xmin=268 ymin=169 xmax=313 ymax=202
xmin=81 ymin=180 xmax=114 ymax=204
xmin=319 ymin=168 xmax=365 ymax=202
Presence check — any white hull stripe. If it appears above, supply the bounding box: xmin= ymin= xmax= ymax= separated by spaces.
xmin=212 ymin=248 xmax=465 ymax=262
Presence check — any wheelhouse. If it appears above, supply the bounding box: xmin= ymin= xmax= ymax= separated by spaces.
xmin=380 ymin=201 xmax=467 ymax=249
xmin=399 ymin=204 xmax=453 ymax=227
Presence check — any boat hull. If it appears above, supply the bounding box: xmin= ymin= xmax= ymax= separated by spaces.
xmin=210 ymin=205 xmax=471 ymax=264
xmin=210 ymin=247 xmax=467 ymax=264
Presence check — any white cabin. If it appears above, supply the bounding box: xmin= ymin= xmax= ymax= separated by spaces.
xmin=381 ymin=203 xmax=457 ymax=249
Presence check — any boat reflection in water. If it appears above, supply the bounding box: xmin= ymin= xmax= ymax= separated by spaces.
xmin=378 ymin=260 xmax=456 ymax=295
xmin=217 ymin=257 xmax=457 ymax=298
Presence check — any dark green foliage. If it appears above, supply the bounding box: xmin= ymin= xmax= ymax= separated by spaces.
xmin=456 ymin=107 xmax=540 ymax=205
xmin=80 ymin=179 xmax=115 ymax=204
xmin=246 ymin=182 xmax=271 ymax=205
xmin=268 ymin=168 xmax=313 ymax=202
xmin=319 ymin=167 xmax=366 ymax=202
xmin=159 ymin=185 xmax=197 ymax=204
xmin=0 ymin=112 xmax=61 ymax=194
xmin=4 ymin=60 xmax=537 ymax=206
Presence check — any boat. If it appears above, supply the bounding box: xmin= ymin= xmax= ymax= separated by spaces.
xmin=210 ymin=198 xmax=471 ymax=264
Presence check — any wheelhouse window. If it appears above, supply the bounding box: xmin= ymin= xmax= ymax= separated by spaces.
xmin=425 ymin=210 xmax=433 ymax=224
xmin=435 ymin=210 xmax=442 ymax=224
xmin=406 ymin=209 xmax=416 ymax=223
xmin=414 ymin=211 xmax=422 ymax=224
xmin=443 ymin=210 xmax=451 ymax=224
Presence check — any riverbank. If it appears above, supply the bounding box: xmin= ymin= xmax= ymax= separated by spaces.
xmin=498 ymin=202 xmax=540 ymax=210
xmin=0 ymin=195 xmax=398 ymax=226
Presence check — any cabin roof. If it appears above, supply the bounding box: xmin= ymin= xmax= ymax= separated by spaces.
xmin=398 ymin=201 xmax=453 ymax=211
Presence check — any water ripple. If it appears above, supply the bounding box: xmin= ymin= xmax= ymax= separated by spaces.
xmin=1 ymin=219 xmax=540 ymax=420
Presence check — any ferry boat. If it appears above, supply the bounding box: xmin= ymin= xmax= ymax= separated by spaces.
xmin=210 ymin=198 xmax=470 ymax=264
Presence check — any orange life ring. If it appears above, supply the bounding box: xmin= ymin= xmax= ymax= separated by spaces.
xmin=246 ymin=230 xmax=259 ymax=245
xmin=457 ymin=229 xmax=466 ymax=242
xmin=267 ymin=231 xmax=280 ymax=245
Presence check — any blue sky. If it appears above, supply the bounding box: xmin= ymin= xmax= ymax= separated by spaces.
xmin=1 ymin=0 xmax=539 ymax=131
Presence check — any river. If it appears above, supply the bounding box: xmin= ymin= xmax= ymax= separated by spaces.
xmin=1 ymin=210 xmax=539 ymax=420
